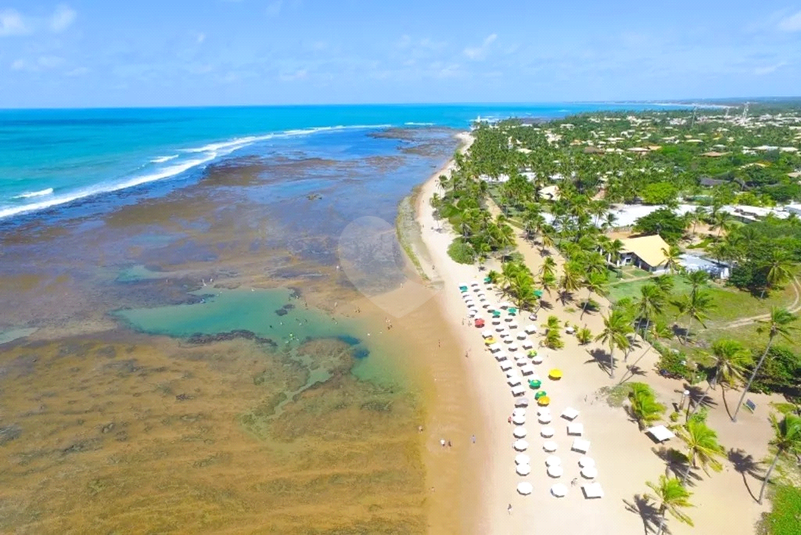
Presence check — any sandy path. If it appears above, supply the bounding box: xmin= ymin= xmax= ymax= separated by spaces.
xmin=412 ymin=135 xmax=780 ymax=535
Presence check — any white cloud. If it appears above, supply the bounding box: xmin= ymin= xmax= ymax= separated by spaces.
xmin=50 ymin=4 xmax=76 ymax=33
xmin=279 ymin=68 xmax=307 ymax=81
xmin=778 ymin=10 xmax=801 ymax=31
xmin=266 ymin=0 xmax=282 ymax=17
xmin=463 ymin=33 xmax=497 ymax=61
xmin=66 ymin=66 xmax=90 ymax=76
xmin=197 ymin=32 xmax=206 ymax=44
xmin=0 ymin=9 xmax=30 ymax=36
xmin=38 ymin=55 xmax=65 ymax=68
xmin=10 ymin=58 xmax=27 ymax=70
xmin=754 ymin=61 xmax=787 ymax=75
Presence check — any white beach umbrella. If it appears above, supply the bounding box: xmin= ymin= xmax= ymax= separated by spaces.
xmin=578 ymin=457 xmax=595 ymax=469
xmin=532 ymin=355 xmax=543 ymax=364
xmin=543 ymin=440 xmax=557 ymax=452
xmin=468 ymin=310 xmax=477 ymax=318
xmin=482 ymin=302 xmax=491 ymax=308
xmin=504 ymin=337 xmax=513 ymax=344
xmin=516 ymin=464 xmax=531 ymax=476
xmin=540 ymin=426 xmax=555 ymax=438
xmin=547 ymin=465 xmax=564 ymax=478
xmin=522 ymin=341 xmax=534 ymax=349
xmin=479 ymin=296 xmax=487 ymax=302
xmin=508 ymin=344 xmax=519 ymax=351
xmin=492 ymin=318 xmax=501 ymax=325
xmin=495 ymin=351 xmax=508 ymax=361
xmin=512 ymin=414 xmax=526 ymax=425
xmin=550 ymin=483 xmax=567 ymax=498
xmin=581 ymin=467 xmax=598 ymax=479
xmin=516 ymin=332 xmax=527 ymax=340
xmin=515 ymin=454 xmax=531 ymax=465
xmin=545 ymin=455 xmax=561 ymax=467
xmin=525 ymin=325 xmax=537 ymax=335
xmin=513 ymin=407 xmax=526 ymax=416
xmin=504 ymin=316 xmax=513 ymax=322
xmin=509 ymin=321 xmax=519 ymax=329
xmin=537 ymin=408 xmax=551 ymax=417
xmin=517 ymin=482 xmax=533 ymax=495
xmin=538 ymin=413 xmax=552 ymax=424
xmin=500 ymin=332 xmax=511 ymax=339
xmin=500 ymin=302 xmax=512 ymax=309
xmin=513 ymin=439 xmax=529 ymax=451
xmin=513 ymin=427 xmax=527 ymax=438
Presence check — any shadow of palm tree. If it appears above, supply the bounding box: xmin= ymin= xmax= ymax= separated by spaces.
xmin=618 ymin=364 xmax=648 ymax=384
xmin=538 ymin=299 xmax=554 ymax=311
xmin=559 ymin=290 xmax=574 ymax=305
xmin=685 ymin=384 xmax=718 ymax=413
xmin=652 ymin=446 xmax=697 ymax=485
xmin=586 ymin=347 xmax=612 ymax=375
xmin=728 ymin=448 xmax=763 ymax=502
xmin=623 ymin=494 xmax=661 ymax=535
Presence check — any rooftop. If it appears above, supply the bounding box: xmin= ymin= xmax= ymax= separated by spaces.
xmin=620 ymin=235 xmax=670 ymax=268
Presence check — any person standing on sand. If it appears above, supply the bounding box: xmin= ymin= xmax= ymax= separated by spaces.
xmin=507 ymin=504 xmax=512 ymax=515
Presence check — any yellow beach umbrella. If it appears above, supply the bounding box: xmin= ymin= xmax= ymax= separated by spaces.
xmin=549 ymin=369 xmax=563 ymax=380
xmin=485 ymin=337 xmax=496 ymax=345
xmin=538 ymin=396 xmax=551 ymax=406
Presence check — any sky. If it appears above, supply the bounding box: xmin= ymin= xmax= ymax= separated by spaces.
xmin=0 ymin=0 xmax=800 ymax=108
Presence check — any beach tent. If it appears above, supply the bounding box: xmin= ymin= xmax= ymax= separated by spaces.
xmin=547 ymin=465 xmax=564 ymax=478
xmin=511 ymin=385 xmax=526 ymax=397
xmin=543 ymin=440 xmax=557 ymax=452
xmin=550 ymin=483 xmax=567 ymax=498
xmin=567 ymin=423 xmax=584 ymax=436
xmin=516 ymin=464 xmax=531 ymax=476
xmin=582 ymin=483 xmax=604 ymax=499
xmin=515 ymin=453 xmax=531 ymax=465
xmin=646 ymin=425 xmax=676 ymax=443
xmin=517 ymin=482 xmax=533 ymax=495
xmin=545 ymin=455 xmax=561 ymax=467
xmin=561 ymin=407 xmax=580 ymax=421
xmin=540 ymin=426 xmax=555 ymax=438
xmin=513 ymin=427 xmax=527 ymax=438
xmin=572 ymin=438 xmax=591 ymax=454
xmin=513 ymin=439 xmax=529 ymax=451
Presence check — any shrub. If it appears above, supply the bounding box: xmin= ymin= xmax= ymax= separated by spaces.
xmin=544 ymin=329 xmax=564 ymax=349
xmin=447 ymin=238 xmax=475 ymax=264
xmin=656 ymin=350 xmax=696 ymax=382
xmin=576 ymin=327 xmax=593 ymax=345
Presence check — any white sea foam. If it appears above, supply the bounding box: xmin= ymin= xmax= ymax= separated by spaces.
xmin=404 ymin=122 xmax=434 ymax=126
xmin=12 ymin=188 xmax=54 ymax=199
xmin=0 ymin=123 xmax=393 ymax=221
xmin=151 ymin=154 xmax=179 ymax=163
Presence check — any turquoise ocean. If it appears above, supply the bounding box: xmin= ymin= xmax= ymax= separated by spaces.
xmin=0 ymin=103 xmax=689 ymax=222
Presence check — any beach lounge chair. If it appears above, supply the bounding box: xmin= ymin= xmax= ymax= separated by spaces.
xmin=515 ymin=397 xmax=530 ymax=408
xmin=508 ymin=375 xmax=522 ymax=386
xmin=582 ymin=482 xmax=604 ymax=499
xmin=645 ymin=425 xmax=675 ymax=443
xmin=500 ymin=362 xmax=513 ymax=371
xmin=571 ymin=438 xmax=591 ymax=454
xmin=481 ymin=330 xmax=493 ymax=338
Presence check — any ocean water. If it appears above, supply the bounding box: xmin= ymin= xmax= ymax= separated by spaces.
xmin=0 ymin=103 xmax=688 ymax=222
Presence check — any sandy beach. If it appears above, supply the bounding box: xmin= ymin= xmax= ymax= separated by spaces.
xmin=412 ymin=132 xmax=783 ymax=534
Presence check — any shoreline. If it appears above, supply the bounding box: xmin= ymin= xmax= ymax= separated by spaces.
xmin=407 ymin=132 xmax=780 ymax=534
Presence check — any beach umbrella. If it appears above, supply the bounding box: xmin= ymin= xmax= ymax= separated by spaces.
xmin=527 ymin=350 xmax=538 ymax=357
xmin=532 ymin=355 xmax=543 ymax=364
xmin=483 ymin=276 xmax=492 ymax=284
xmin=550 ymin=483 xmax=567 ymax=498
xmin=500 ymin=332 xmax=511 ymax=339
xmin=475 ymin=319 xmax=486 ymax=328
xmin=470 ymin=280 xmax=479 ymax=287
xmin=513 ymin=427 xmax=527 ymax=438
xmin=581 ymin=467 xmax=598 ymax=479
xmin=533 ymin=289 xmax=544 ymax=298
xmin=538 ymin=413 xmax=552 ymax=424
xmin=538 ymin=396 xmax=551 ymax=406
xmin=516 ymin=464 xmax=531 ymax=476
xmin=513 ymin=440 xmax=529 ymax=451
xmin=528 ymin=379 xmax=542 ymax=389
xmin=543 ymin=440 xmax=557 ymax=452
xmin=484 ymin=337 xmax=495 ymax=345
xmin=515 ymin=397 xmax=530 ymax=408
xmin=522 ymin=341 xmax=534 ymax=350
xmin=509 ymin=321 xmax=519 ymax=329
xmin=578 ymin=457 xmax=595 ymax=468
xmin=515 ymin=453 xmax=530 ymax=465
xmin=508 ymin=344 xmax=518 ymax=351
xmin=482 ymin=302 xmax=491 ymax=308
xmin=512 ymin=414 xmax=526 ymax=425
xmin=549 ymin=369 xmax=563 ymax=380
xmin=534 ymin=390 xmax=547 ymax=400
xmin=459 ymin=287 xmax=468 ymax=293
xmin=517 ymin=482 xmax=533 ymax=495
xmin=547 ymin=465 xmax=564 ymax=478
xmin=525 ymin=325 xmax=538 ymax=335
xmin=516 ymin=332 xmax=527 ymax=340
xmin=540 ymin=426 xmax=555 ymax=438
xmin=545 ymin=455 xmax=561 ymax=467
xmin=468 ymin=310 xmax=477 ymax=318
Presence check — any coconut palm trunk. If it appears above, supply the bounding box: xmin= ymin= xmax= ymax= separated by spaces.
xmin=758 ymin=449 xmax=782 ymax=504
xmin=732 ymin=336 xmax=773 ymax=422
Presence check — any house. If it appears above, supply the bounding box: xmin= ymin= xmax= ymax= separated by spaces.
xmin=786 ymin=203 xmax=801 ymax=216
xmin=679 ymin=254 xmax=730 ymax=280
xmin=612 ymin=235 xmax=671 ymax=273
xmin=699 ymin=177 xmax=728 ymax=188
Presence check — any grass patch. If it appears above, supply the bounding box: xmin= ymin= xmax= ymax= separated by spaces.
xmin=600 ymin=384 xmax=633 ymax=408
xmin=758 ymin=485 xmax=801 ymax=535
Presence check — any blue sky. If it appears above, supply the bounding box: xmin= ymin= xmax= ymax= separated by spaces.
xmin=1 ymin=0 xmax=800 ymax=107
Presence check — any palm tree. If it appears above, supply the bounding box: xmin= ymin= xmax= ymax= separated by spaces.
xmin=673 ymin=290 xmax=714 ymax=344
xmin=619 ymin=321 xmax=673 ymax=384
xmin=628 ymin=383 xmax=666 ymax=430
xmin=760 ymin=249 xmax=794 ymax=297
xmin=691 ymin=339 xmax=752 ymax=417
xmin=676 ymin=418 xmax=726 ymax=480
xmin=661 ymin=245 xmax=683 ymax=275
xmin=635 ymin=283 xmax=665 ymax=335
xmin=653 ymin=274 xmax=675 ymax=298
xmin=758 ymin=414 xmax=801 ymax=504
xmin=645 ymin=475 xmax=694 ymax=535
xmin=559 ymin=262 xmax=582 ymax=305
xmin=710 ymin=210 xmax=732 ymax=237
xmin=595 ymin=308 xmax=634 ymax=378
xmin=733 ymin=308 xmax=798 ymax=421
xmin=538 ymin=256 xmax=557 ymax=278
xmin=684 ymin=270 xmax=709 ymax=298
xmin=581 ymin=271 xmax=608 ymax=319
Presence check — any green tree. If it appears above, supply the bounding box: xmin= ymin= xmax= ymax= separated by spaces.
xmin=673 ymin=290 xmax=715 ymax=343
xmin=635 ymin=283 xmax=666 ymax=335
xmin=628 ymin=383 xmax=666 ymax=430
xmin=559 ymin=261 xmax=582 ymax=305
xmin=691 ymin=339 xmax=752 ymax=417
xmin=761 ymin=249 xmax=794 ymax=296
xmin=645 ymin=475 xmax=694 ymax=535
xmin=733 ymin=308 xmax=799 ymax=421
xmin=661 ymin=245 xmax=683 ymax=275
xmin=758 ymin=414 xmax=801 ymax=504
xmin=676 ymin=418 xmax=726 ymax=480
xmin=581 ymin=271 xmax=608 ymax=319
xmin=634 ymin=208 xmax=686 ymax=244
xmin=595 ymin=308 xmax=634 ymax=378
